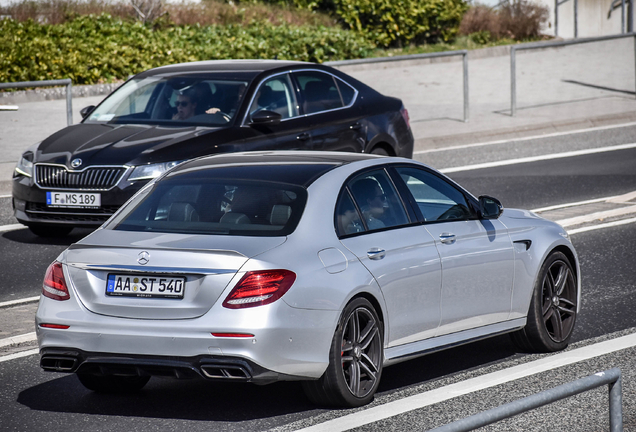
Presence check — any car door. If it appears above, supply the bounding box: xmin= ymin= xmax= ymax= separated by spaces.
xmin=292 ymin=70 xmax=365 ymax=153
xmin=336 ymin=168 xmax=442 ymax=347
xmin=392 ymin=165 xmax=515 ymax=336
xmin=239 ymin=73 xmax=313 ymax=151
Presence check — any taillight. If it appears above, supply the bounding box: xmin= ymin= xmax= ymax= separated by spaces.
xmin=223 ymin=270 xmax=296 ymax=309
xmin=42 ymin=261 xmax=70 ymax=301
xmin=400 ymin=107 xmax=410 ymax=129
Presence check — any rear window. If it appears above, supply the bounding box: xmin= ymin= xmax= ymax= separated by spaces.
xmin=109 ymin=177 xmax=306 ymax=236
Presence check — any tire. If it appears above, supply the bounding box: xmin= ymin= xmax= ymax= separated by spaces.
xmin=302 ymin=297 xmax=383 ymax=407
xmin=77 ymin=373 xmax=150 ymax=393
xmin=511 ymin=251 xmax=577 ymax=353
xmin=370 ymin=147 xmax=389 ymax=156
xmin=28 ymin=224 xmax=73 ymax=238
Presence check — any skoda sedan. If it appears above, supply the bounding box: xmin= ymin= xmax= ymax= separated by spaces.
xmin=13 ymin=60 xmax=413 ymax=237
xmin=36 ymin=152 xmax=580 ymax=407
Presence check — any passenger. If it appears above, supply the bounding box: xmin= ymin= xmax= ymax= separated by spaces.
xmin=351 ymin=178 xmax=387 ymax=230
xmin=337 ymin=197 xmax=364 ymax=235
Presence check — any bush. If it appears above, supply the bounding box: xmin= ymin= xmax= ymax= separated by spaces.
xmin=459 ymin=0 xmax=548 ymax=41
xmin=333 ymin=0 xmax=468 ymax=47
xmin=0 ymin=14 xmax=375 ymax=84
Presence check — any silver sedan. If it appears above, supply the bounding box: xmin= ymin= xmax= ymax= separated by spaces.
xmin=36 ymin=151 xmax=580 ymax=407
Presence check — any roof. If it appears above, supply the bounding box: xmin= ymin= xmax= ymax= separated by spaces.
xmin=180 ymin=151 xmax=383 ymax=170
xmin=137 ymin=60 xmax=314 ymax=78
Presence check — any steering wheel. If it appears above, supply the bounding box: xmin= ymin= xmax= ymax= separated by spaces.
xmin=438 ymin=204 xmax=467 ymax=221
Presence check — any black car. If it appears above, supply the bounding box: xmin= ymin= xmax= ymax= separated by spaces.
xmin=12 ymin=60 xmax=413 ymax=237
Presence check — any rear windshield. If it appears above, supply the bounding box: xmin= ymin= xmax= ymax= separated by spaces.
xmin=108 ymin=176 xmax=307 ymax=237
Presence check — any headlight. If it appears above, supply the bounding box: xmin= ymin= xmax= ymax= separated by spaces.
xmin=128 ymin=161 xmax=183 ymax=181
xmin=15 ymin=151 xmax=34 ymax=178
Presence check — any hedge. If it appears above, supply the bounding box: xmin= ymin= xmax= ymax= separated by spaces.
xmin=270 ymin=0 xmax=468 ymax=47
xmin=0 ymin=14 xmax=375 ymax=84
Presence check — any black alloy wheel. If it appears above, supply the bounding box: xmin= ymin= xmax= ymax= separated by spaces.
xmin=302 ymin=297 xmax=383 ymax=407
xmin=511 ymin=251 xmax=577 ymax=352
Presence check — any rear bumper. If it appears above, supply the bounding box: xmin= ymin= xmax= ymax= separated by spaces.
xmin=39 ymin=348 xmax=302 ymax=384
xmin=36 ymin=292 xmax=338 ymax=381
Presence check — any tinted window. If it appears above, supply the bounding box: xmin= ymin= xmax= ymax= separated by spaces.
xmin=336 ymin=78 xmax=356 ymax=106
xmin=335 ymin=191 xmax=365 ymax=236
xmin=249 ymin=74 xmax=299 ymax=119
xmin=110 ymin=176 xmax=306 ymax=237
xmin=348 ymin=169 xmax=409 ymax=231
xmin=294 ymin=71 xmax=343 ymax=114
xmin=396 ymin=167 xmax=474 ymax=222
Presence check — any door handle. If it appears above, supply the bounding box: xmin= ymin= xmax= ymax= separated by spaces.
xmin=350 ymin=122 xmax=362 ymax=130
xmin=367 ymin=248 xmax=386 ymax=260
xmin=296 ymin=132 xmax=310 ymax=141
xmin=439 ymin=233 xmax=456 ymax=244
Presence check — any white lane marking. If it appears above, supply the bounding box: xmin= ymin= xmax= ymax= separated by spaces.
xmin=439 ymin=142 xmax=636 ymax=173
xmin=0 ymin=332 xmax=37 ymax=348
xmin=0 ymin=194 xmax=11 ymax=199
xmin=0 ymin=348 xmax=39 ymax=364
xmin=532 ymin=190 xmax=636 ymax=213
xmin=295 ymin=332 xmax=636 ymax=432
xmin=569 ymin=217 xmax=636 ymax=235
xmin=414 ymin=121 xmax=636 ymax=154
xmin=0 ymin=296 xmax=39 ymax=308
xmin=557 ymin=205 xmax=636 ymax=227
xmin=0 ymin=224 xmax=25 ymax=233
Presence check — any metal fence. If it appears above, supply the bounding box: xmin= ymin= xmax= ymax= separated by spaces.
xmin=0 ymin=79 xmax=73 ymax=125
xmin=327 ymin=50 xmax=470 ymax=123
xmin=429 ymin=368 xmax=623 ymax=432
xmin=510 ymin=32 xmax=636 ymax=116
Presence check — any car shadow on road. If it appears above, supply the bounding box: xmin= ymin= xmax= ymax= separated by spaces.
xmin=17 ymin=374 xmax=318 ymax=421
xmin=2 ymin=227 xmax=94 ymax=246
xmin=377 ymin=335 xmax=520 ymax=393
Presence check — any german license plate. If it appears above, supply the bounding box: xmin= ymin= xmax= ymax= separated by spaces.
xmin=46 ymin=191 xmax=101 ymax=208
xmin=106 ymin=274 xmax=186 ymax=299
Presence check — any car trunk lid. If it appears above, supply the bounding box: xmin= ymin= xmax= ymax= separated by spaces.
xmin=64 ymin=229 xmax=285 ymax=319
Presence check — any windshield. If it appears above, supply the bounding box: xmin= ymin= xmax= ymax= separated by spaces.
xmin=86 ymin=75 xmax=249 ymax=126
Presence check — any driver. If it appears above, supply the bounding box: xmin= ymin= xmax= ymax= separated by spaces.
xmin=172 ymin=89 xmax=198 ymax=120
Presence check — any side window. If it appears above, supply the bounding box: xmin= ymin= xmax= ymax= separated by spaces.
xmin=249 ymin=74 xmax=299 ymax=120
xmin=294 ymin=71 xmax=343 ymax=115
xmin=335 ymin=78 xmax=356 ymax=106
xmin=396 ymin=167 xmax=474 ymax=222
xmin=348 ymin=169 xmax=409 ymax=231
xmin=335 ymin=190 xmax=365 ymax=236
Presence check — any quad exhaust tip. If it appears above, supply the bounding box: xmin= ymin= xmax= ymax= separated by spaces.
xmin=41 ymin=355 xmax=78 ymax=372
xmin=200 ymin=365 xmax=251 ymax=380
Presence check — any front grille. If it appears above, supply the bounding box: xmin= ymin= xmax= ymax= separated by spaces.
xmin=26 ymin=202 xmax=120 ymax=223
xmin=35 ymin=164 xmax=126 ymax=190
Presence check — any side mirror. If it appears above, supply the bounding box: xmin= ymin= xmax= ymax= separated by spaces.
xmin=250 ymin=110 xmax=282 ymax=126
xmin=479 ymin=195 xmax=503 ymax=219
xmin=80 ymin=105 xmax=96 ymax=119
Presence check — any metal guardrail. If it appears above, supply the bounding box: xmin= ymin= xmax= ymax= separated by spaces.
xmin=327 ymin=50 xmax=470 ymax=123
xmin=0 ymin=79 xmax=73 ymax=125
xmin=429 ymin=368 xmax=623 ymax=432
xmin=510 ymin=32 xmax=636 ymax=116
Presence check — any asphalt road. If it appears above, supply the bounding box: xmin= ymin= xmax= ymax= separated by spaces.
xmin=0 ymin=124 xmax=635 ymax=431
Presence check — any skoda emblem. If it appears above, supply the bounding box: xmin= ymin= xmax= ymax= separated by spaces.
xmin=137 ymin=251 xmax=150 ymax=265
xmin=71 ymin=158 xmax=82 ymax=168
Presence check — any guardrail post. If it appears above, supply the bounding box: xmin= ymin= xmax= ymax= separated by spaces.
xmin=609 ymin=373 xmax=623 ymax=432
xmin=462 ymin=51 xmax=469 ymax=123
xmin=0 ymin=78 xmax=74 ymax=126
xmin=65 ymin=80 xmax=73 ymax=126
xmin=510 ymin=47 xmax=516 ymax=117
